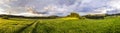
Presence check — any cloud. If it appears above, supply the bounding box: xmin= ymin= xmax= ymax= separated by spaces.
xmin=0 ymin=0 xmax=118 ymax=16
xmin=108 ymin=0 xmax=120 ymax=9
xmin=12 ymin=12 xmax=48 ymax=16
xmin=0 ymin=7 xmax=7 ymax=14
xmin=105 ymin=0 xmax=120 ymax=14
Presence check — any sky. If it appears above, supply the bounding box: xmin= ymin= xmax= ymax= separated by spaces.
xmin=0 ymin=0 xmax=120 ymax=16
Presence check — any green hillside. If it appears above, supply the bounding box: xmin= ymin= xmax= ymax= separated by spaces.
xmin=0 ymin=16 xmax=120 ymax=33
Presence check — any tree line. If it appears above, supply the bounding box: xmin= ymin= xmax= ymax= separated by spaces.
xmin=1 ymin=12 xmax=120 ymax=19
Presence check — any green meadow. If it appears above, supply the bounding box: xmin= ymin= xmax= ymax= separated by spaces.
xmin=0 ymin=16 xmax=120 ymax=33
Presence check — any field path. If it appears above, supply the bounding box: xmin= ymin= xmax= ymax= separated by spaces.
xmin=31 ymin=21 xmax=38 ymax=33
xmin=14 ymin=20 xmax=39 ymax=33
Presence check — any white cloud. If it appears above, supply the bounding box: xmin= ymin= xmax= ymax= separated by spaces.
xmin=0 ymin=0 xmax=17 ymax=4
xmin=0 ymin=8 xmax=7 ymax=14
xmin=42 ymin=4 xmax=76 ymax=15
xmin=91 ymin=7 xmax=107 ymax=14
xmin=105 ymin=0 xmax=120 ymax=14
xmin=108 ymin=0 xmax=120 ymax=9
xmin=12 ymin=12 xmax=48 ymax=16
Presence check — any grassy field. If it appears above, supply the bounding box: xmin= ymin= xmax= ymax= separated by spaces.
xmin=0 ymin=16 xmax=120 ymax=33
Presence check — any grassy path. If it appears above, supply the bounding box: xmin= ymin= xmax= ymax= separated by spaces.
xmin=31 ymin=21 xmax=38 ymax=33
xmin=15 ymin=20 xmax=38 ymax=33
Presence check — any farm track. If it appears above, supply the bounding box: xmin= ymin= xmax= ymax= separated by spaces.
xmin=31 ymin=21 xmax=38 ymax=33
xmin=14 ymin=20 xmax=39 ymax=33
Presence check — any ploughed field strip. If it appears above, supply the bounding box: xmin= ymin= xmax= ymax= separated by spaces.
xmin=0 ymin=17 xmax=120 ymax=33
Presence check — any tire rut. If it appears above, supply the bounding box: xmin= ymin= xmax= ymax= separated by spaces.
xmin=31 ymin=21 xmax=38 ymax=33
xmin=14 ymin=20 xmax=38 ymax=33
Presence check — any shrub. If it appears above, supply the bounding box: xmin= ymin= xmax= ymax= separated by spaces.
xmin=2 ymin=16 xmax=9 ymax=19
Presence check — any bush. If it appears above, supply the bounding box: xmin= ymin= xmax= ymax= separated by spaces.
xmin=2 ymin=16 xmax=9 ymax=19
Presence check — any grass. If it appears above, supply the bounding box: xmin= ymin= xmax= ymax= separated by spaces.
xmin=0 ymin=16 xmax=120 ymax=33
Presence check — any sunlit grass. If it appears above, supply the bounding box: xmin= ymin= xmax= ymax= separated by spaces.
xmin=60 ymin=17 xmax=79 ymax=20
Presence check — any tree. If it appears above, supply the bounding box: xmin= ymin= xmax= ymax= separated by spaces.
xmin=84 ymin=14 xmax=105 ymax=19
xmin=67 ymin=12 xmax=80 ymax=18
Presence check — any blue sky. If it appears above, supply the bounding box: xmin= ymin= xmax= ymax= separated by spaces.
xmin=0 ymin=0 xmax=120 ymax=16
